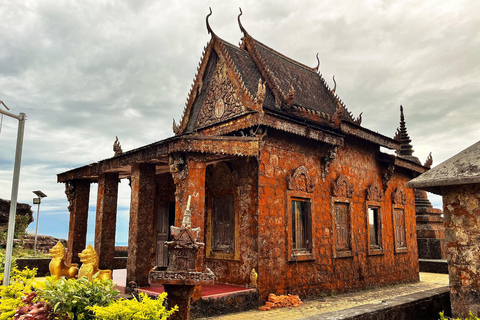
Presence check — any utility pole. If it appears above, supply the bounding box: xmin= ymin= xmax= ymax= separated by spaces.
xmin=0 ymin=102 xmax=26 ymax=287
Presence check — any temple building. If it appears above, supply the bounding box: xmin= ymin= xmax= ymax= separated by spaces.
xmin=57 ymin=11 xmax=428 ymax=301
xmin=393 ymin=107 xmax=447 ymax=266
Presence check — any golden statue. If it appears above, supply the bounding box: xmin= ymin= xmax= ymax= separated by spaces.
xmin=49 ymin=241 xmax=79 ymax=280
xmin=250 ymin=268 xmax=258 ymax=288
xmin=78 ymin=244 xmax=112 ymax=281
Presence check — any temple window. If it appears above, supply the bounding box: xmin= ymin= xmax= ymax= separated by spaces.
xmin=366 ymin=204 xmax=383 ymax=255
xmin=333 ymin=202 xmax=352 ymax=257
xmin=286 ymin=166 xmax=316 ymax=261
xmin=394 ymin=209 xmax=407 ymax=250
xmin=205 ymin=162 xmax=239 ymax=260
xmin=212 ymin=194 xmax=235 ymax=253
xmin=291 ymin=198 xmax=312 ymax=251
xmin=331 ymin=174 xmax=354 ymax=258
xmin=368 ymin=207 xmax=380 ymax=247
xmin=365 ymin=182 xmax=384 ymax=255
xmin=392 ymin=188 xmax=408 ymax=253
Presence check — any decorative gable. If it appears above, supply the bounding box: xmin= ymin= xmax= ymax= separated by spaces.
xmin=195 ymin=55 xmax=247 ymax=129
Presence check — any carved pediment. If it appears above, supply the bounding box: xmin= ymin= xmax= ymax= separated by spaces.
xmin=332 ymin=174 xmax=354 ymax=198
xmin=287 ymin=166 xmax=316 ymax=193
xmin=392 ymin=188 xmax=407 ymax=205
xmin=196 ymin=55 xmax=246 ymax=128
xmin=366 ymin=182 xmax=383 ymax=202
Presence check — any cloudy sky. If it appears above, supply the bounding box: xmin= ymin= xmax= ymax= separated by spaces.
xmin=0 ymin=0 xmax=478 ymax=245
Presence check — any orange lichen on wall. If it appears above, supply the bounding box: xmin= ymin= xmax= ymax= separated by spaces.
xmin=258 ymin=294 xmax=303 ymax=311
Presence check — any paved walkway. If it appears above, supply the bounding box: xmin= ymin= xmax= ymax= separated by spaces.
xmin=198 ymin=272 xmax=449 ymax=320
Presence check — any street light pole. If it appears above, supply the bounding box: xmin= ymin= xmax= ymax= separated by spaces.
xmin=0 ymin=106 xmax=26 ymax=287
xmin=32 ymin=190 xmax=47 ymax=256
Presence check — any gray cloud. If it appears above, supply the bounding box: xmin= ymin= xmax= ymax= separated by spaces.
xmin=1 ymin=0 xmax=478 ymax=239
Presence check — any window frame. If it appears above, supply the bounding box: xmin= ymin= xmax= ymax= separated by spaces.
xmin=331 ymin=198 xmax=354 ymax=258
xmin=366 ymin=201 xmax=383 ymax=255
xmin=206 ymin=189 xmax=239 ymax=261
xmin=286 ymin=190 xmax=314 ymax=262
xmin=393 ymin=207 xmax=408 ymax=253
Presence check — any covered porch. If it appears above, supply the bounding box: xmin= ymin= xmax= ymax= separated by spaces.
xmin=57 ymin=135 xmax=261 ymax=288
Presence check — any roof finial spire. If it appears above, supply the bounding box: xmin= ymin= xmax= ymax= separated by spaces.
xmin=315 ymin=53 xmax=320 ymax=72
xmin=332 ymin=75 xmax=337 ymax=93
xmin=206 ymin=7 xmax=214 ymax=35
xmin=396 ymin=105 xmax=415 ymax=158
xmin=238 ymin=7 xmax=247 ymax=34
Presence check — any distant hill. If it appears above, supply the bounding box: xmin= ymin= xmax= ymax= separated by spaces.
xmin=0 ymin=198 xmax=33 ymax=240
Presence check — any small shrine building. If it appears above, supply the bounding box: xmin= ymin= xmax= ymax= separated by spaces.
xmin=57 ymin=12 xmax=427 ymax=301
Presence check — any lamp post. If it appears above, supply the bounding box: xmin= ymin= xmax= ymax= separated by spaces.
xmin=0 ymin=102 xmax=26 ymax=287
xmin=32 ymin=190 xmax=47 ymax=256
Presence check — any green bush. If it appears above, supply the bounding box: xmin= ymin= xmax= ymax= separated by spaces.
xmin=440 ymin=311 xmax=480 ymax=320
xmin=87 ymin=292 xmax=178 ymax=320
xmin=40 ymin=274 xmax=119 ymax=320
xmin=0 ymin=267 xmax=38 ymax=320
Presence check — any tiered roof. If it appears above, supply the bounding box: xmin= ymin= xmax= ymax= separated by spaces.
xmin=174 ymin=9 xmax=361 ymax=137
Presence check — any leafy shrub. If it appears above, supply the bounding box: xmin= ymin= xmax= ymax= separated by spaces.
xmin=0 ymin=250 xmax=17 ymax=276
xmin=87 ymin=292 xmax=178 ymax=320
xmin=440 ymin=311 xmax=480 ymax=320
xmin=0 ymin=267 xmax=38 ymax=320
xmin=13 ymin=291 xmax=63 ymax=320
xmin=40 ymin=274 xmax=119 ymax=320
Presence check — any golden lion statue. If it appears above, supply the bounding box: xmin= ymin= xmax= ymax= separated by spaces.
xmin=78 ymin=244 xmax=112 ymax=281
xmin=49 ymin=241 xmax=79 ymax=280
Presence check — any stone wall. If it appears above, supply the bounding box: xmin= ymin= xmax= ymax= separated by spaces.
xmin=257 ymin=132 xmax=419 ymax=301
xmin=443 ymin=183 xmax=480 ymax=318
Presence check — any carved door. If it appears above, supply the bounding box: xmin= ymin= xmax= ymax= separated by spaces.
xmin=156 ymin=202 xmax=175 ymax=267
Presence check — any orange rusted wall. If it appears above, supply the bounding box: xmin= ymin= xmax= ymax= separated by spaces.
xmin=257 ymin=132 xmax=419 ymax=301
xmin=204 ymin=158 xmax=259 ymax=286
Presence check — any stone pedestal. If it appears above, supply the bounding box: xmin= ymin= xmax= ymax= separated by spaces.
xmin=164 ymin=284 xmax=195 ymax=320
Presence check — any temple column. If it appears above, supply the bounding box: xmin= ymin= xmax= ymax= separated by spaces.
xmin=170 ymin=154 xmax=206 ymax=300
xmin=65 ymin=179 xmax=90 ymax=265
xmin=127 ymin=163 xmax=157 ymax=287
xmin=95 ymin=172 xmax=119 ymax=270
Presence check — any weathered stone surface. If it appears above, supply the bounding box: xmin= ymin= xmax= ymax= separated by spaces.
xmin=66 ymin=180 xmax=90 ymax=265
xmin=127 ymin=163 xmax=157 ymax=287
xmin=20 ymin=234 xmax=67 ymax=253
xmin=95 ymin=172 xmax=119 ymax=270
xmin=0 ymin=198 xmax=33 ymax=232
xmin=256 ymin=132 xmax=419 ymax=302
xmin=442 ymin=183 xmax=480 ymax=318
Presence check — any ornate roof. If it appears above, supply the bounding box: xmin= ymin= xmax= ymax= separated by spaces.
xmin=174 ymin=9 xmax=361 ymax=136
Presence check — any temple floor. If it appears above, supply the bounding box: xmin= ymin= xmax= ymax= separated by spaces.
xmin=112 ymin=269 xmax=256 ymax=298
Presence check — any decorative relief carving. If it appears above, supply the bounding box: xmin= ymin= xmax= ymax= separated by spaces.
xmin=366 ymin=182 xmax=383 ymax=202
xmin=254 ymin=79 xmax=266 ymax=109
xmin=392 ymin=188 xmax=407 ymax=205
xmin=332 ymin=174 xmax=354 ymax=198
xmin=287 ymin=166 xmax=316 ymax=193
xmin=169 ymin=153 xmax=187 ymax=186
xmin=196 ymin=56 xmax=246 ymax=127
xmin=113 ymin=136 xmax=123 ymax=156
xmin=382 ymin=163 xmax=395 ymax=191
xmin=65 ymin=181 xmax=76 ymax=214
xmin=322 ymin=145 xmax=337 ymax=181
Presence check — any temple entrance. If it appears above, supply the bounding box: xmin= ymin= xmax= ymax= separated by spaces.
xmin=156 ymin=201 xmax=175 ymax=267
